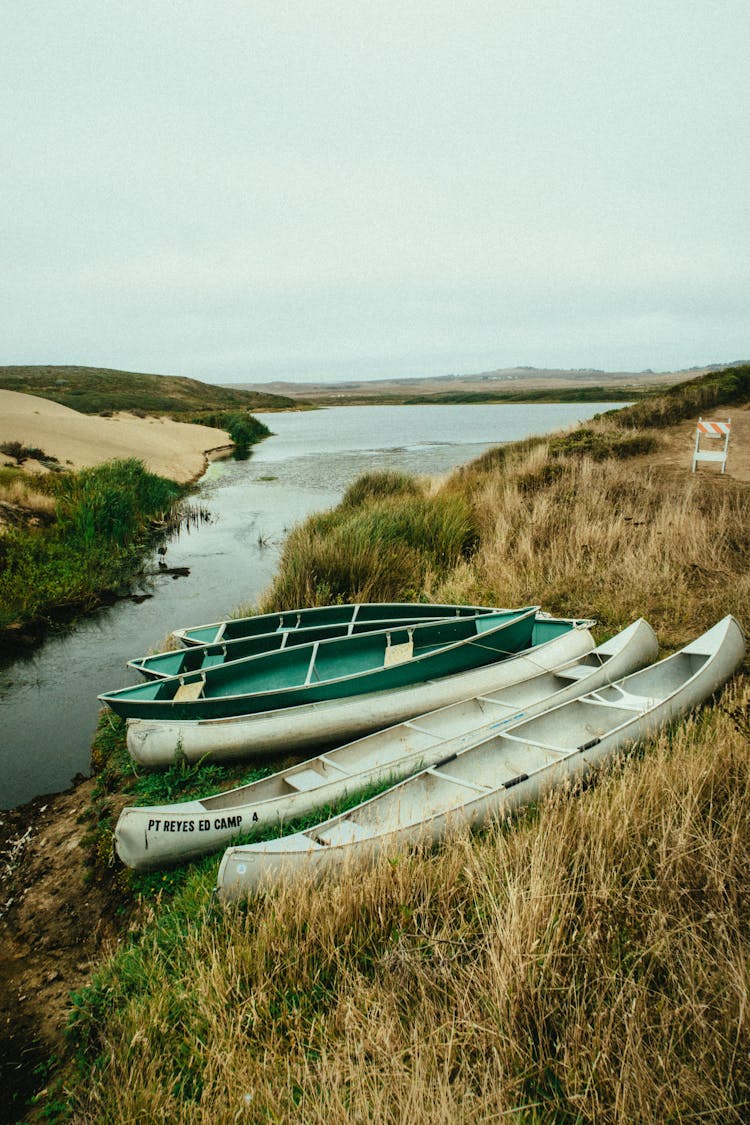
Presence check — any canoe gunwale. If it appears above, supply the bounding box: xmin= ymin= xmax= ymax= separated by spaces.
xmin=132 ymin=604 xmax=507 ymax=679
xmin=172 ymin=601 xmax=505 ymax=647
xmin=125 ymin=621 xmax=598 ymax=765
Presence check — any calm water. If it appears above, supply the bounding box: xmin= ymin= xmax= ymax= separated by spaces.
xmin=0 ymin=402 xmax=623 ymax=808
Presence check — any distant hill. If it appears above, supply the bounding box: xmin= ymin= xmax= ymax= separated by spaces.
xmin=0 ymin=365 xmax=300 ymax=415
xmin=227 ymin=361 xmax=749 ymax=405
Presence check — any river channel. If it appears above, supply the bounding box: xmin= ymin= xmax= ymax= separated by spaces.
xmin=1 ymin=403 xmax=624 ymax=809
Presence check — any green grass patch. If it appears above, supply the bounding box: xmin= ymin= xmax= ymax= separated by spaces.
xmin=607 ymin=363 xmax=750 ymax=430
xmin=264 ymin=485 xmax=480 ymax=608
xmin=548 ymin=427 xmax=658 ymax=461
xmin=0 ymin=459 xmax=181 ymax=631
xmin=340 ymin=470 xmax=424 ymax=508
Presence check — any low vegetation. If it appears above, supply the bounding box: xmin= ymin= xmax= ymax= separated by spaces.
xmin=0 ymin=459 xmax=182 ymax=636
xmin=187 ymin=410 xmax=271 ymax=456
xmin=29 ymin=364 xmax=750 ymax=1120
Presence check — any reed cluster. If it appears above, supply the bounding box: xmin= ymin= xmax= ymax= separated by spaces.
xmin=0 ymin=459 xmax=181 ymax=629
xmin=263 ymin=481 xmax=479 ymax=609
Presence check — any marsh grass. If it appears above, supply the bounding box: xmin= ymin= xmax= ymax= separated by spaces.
xmin=438 ymin=453 xmax=749 ymax=644
xmin=608 ymin=363 xmax=750 ymax=430
xmin=263 ymin=488 xmax=480 ymax=609
xmin=0 ymin=459 xmax=181 ymax=628
xmin=0 ymin=471 xmax=57 ymax=515
xmin=68 ymin=679 xmax=750 ymax=1122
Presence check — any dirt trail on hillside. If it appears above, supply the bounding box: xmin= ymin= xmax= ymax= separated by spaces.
xmin=1 ymin=404 xmax=748 ymax=1120
xmin=642 ymin=403 xmax=749 ymax=481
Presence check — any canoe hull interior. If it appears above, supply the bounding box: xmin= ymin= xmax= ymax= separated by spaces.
xmin=134 ymin=604 xmax=502 ymax=679
xmin=174 ymin=602 xmax=501 ymax=648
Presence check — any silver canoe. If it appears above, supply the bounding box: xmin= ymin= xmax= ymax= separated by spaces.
xmin=126 ymin=616 xmax=594 ymax=767
xmin=217 ymin=615 xmax=745 ymax=899
xmin=115 ymin=619 xmax=656 ymax=870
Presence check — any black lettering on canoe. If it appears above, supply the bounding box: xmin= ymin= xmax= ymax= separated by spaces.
xmin=503 ymin=773 xmax=529 ymax=789
xmin=214 ymin=815 xmax=243 ymax=831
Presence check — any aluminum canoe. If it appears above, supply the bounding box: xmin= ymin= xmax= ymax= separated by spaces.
xmin=130 ymin=603 xmax=502 ymax=680
xmin=115 ymin=619 xmax=655 ymax=870
xmin=126 ymin=615 xmax=594 ymax=766
xmin=217 ymin=615 xmax=745 ymax=899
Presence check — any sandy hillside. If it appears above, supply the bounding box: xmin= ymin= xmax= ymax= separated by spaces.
xmin=0 ymin=389 xmax=233 ymax=483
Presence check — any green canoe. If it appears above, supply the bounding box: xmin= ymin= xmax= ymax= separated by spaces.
xmin=100 ymin=606 xmax=539 ymax=722
xmin=130 ymin=603 xmax=500 ymax=680
xmin=171 ymin=601 xmax=498 ymax=648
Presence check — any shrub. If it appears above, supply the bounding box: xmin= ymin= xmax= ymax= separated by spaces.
xmin=263 ymin=489 xmax=480 ymax=609
xmin=548 ymin=428 xmax=658 ymax=461
xmin=189 ymin=411 xmax=271 ymax=453
xmin=341 ymin=471 xmax=422 ymax=508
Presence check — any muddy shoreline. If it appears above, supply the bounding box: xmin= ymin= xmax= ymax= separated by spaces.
xmin=0 ymin=771 xmax=131 ymax=1121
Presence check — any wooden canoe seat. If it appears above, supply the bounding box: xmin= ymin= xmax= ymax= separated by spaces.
xmin=285 ymin=768 xmax=330 ymax=792
xmin=174 ymin=678 xmax=205 ymax=702
xmin=384 ymin=639 xmax=413 ymax=667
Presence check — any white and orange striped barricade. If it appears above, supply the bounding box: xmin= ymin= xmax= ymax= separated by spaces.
xmin=692 ymin=417 xmax=731 ymax=473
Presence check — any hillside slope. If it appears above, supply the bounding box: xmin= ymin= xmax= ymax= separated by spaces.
xmin=0 ymin=365 xmax=299 ymax=415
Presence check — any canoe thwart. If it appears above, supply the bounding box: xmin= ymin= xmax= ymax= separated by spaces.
xmin=315 ymin=820 xmax=370 ymax=846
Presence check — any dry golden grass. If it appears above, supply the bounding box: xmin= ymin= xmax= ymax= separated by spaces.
xmin=435 ymin=449 xmax=749 ymax=646
xmin=0 ymin=475 xmax=56 ymax=515
xmin=72 ymin=678 xmax=749 ymax=1123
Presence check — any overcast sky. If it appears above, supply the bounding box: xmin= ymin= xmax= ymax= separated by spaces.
xmin=2 ymin=1 xmax=748 ymax=384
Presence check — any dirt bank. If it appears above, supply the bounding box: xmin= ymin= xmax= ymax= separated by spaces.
xmin=0 ymin=775 xmax=130 ymax=1121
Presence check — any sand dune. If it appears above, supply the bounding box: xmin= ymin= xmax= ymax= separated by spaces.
xmin=0 ymin=390 xmax=233 ymax=483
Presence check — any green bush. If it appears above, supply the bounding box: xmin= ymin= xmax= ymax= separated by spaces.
xmin=188 ymin=411 xmax=271 ymax=453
